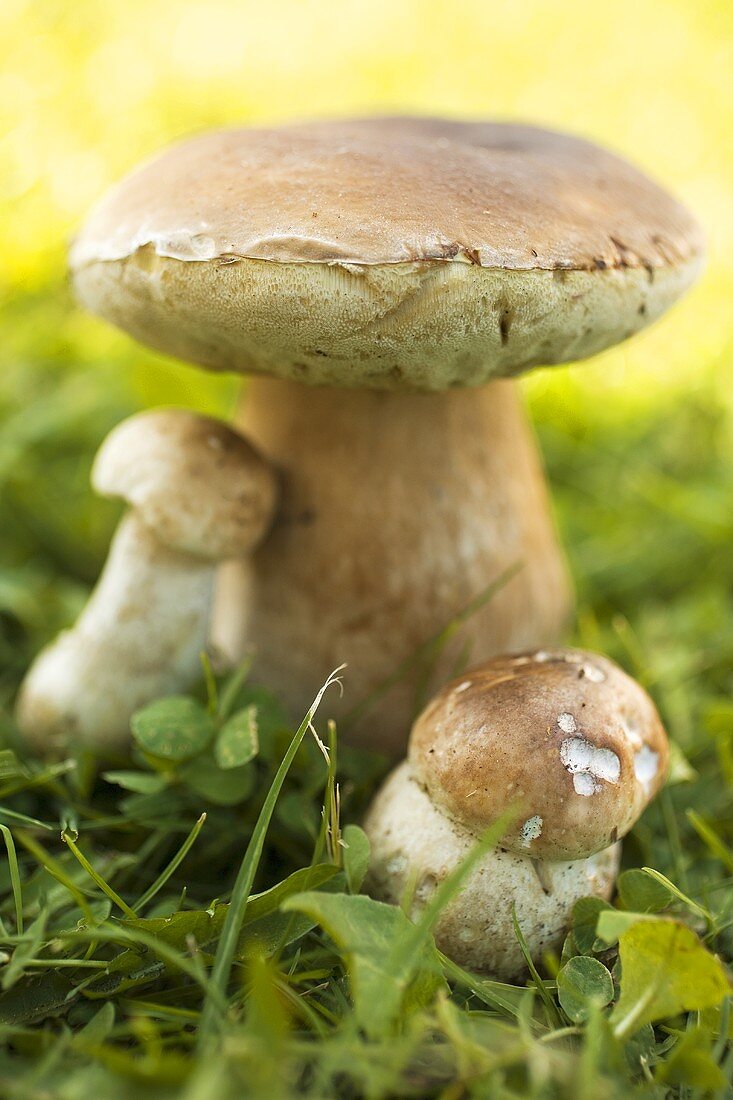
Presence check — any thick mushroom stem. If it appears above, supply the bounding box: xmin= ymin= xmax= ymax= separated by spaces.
xmin=212 ymin=376 xmax=572 ymax=754
xmin=16 ymin=514 xmax=219 ymax=754
xmin=17 ymin=409 xmax=277 ymax=755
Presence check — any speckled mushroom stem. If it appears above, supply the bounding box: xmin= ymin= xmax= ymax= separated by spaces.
xmin=212 ymin=375 xmax=572 ymax=754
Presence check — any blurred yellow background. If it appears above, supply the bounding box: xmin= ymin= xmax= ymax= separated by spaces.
xmin=1 ymin=0 xmax=732 ymax=709
xmin=3 ymin=0 xmax=732 ymax=401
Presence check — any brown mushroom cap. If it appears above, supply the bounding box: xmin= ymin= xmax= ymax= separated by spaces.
xmin=408 ymin=648 xmax=669 ymax=859
xmin=70 ymin=117 xmax=703 ymax=391
xmin=93 ymin=409 xmax=277 ymax=559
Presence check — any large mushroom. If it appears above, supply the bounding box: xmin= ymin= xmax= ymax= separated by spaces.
xmin=364 ymin=648 xmax=669 ymax=979
xmin=68 ymin=117 xmax=702 ymax=753
xmin=17 ymin=409 xmax=276 ymax=754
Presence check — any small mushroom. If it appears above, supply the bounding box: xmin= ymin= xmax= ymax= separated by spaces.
xmin=16 ymin=409 xmax=277 ymax=754
xmin=363 ymin=648 xmax=669 ymax=978
xmin=409 ymin=648 xmax=669 ymax=860
xmin=364 ymin=762 xmax=620 ymax=981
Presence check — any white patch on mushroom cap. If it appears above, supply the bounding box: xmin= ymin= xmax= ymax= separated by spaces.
xmin=533 ymin=651 xmax=606 ymax=683
xmin=621 ymin=714 xmax=643 ymax=747
xmin=572 ymin=772 xmax=601 ymax=796
xmin=454 ymin=680 xmax=472 ymax=693
xmin=520 ymin=815 xmax=543 ymax=847
xmin=557 ymin=712 xmax=577 ymax=734
xmin=633 ymin=744 xmax=659 ymax=790
xmin=560 ymin=737 xmax=621 ymax=797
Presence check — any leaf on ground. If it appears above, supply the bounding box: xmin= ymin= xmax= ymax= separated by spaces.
xmin=0 ymin=970 xmax=76 ymax=1025
xmin=179 ymin=755 xmax=255 ymax=806
xmin=282 ymin=891 xmax=445 ymax=1038
xmin=102 ymin=771 xmax=168 ymax=795
xmin=617 ymin=868 xmax=672 ymax=913
xmin=131 ymin=697 xmax=215 ymax=761
xmin=572 ymin=896 xmax=614 ymax=953
xmin=215 ymin=706 xmax=259 ymax=769
xmin=611 ymin=919 xmax=731 ymax=1037
xmin=557 ymin=956 xmax=614 ymax=1022
xmin=240 ymin=869 xmax=348 ymax=958
xmin=284 ymin=808 xmax=518 ymax=1038
xmin=596 ymin=909 xmax=657 ymax=945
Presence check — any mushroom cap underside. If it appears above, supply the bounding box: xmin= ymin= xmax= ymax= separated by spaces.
xmin=71 ymin=117 xmax=703 ymax=391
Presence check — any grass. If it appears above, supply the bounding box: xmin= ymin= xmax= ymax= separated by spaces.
xmin=4 ymin=2 xmax=733 ymax=1090
xmin=0 ymin=274 xmax=732 ymax=1097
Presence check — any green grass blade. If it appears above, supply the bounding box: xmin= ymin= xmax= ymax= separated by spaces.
xmin=16 ymin=829 xmax=96 ymax=923
xmin=511 ymin=905 xmax=562 ymax=1026
xmin=641 ymin=866 xmax=715 ymax=928
xmin=197 ymin=666 xmax=344 ymax=1047
xmin=68 ymin=924 xmax=225 ymax=1010
xmin=62 ymin=830 xmax=137 ymax=919
xmin=217 ymin=656 xmax=254 ymax=722
xmin=200 ymin=651 xmax=219 ymax=715
xmin=438 ymin=952 xmax=526 ymax=1021
xmin=133 ymin=813 xmax=207 ymax=913
xmin=0 ymin=824 xmax=24 ymax=933
xmin=687 ymin=810 xmax=733 ymax=874
xmin=0 ymin=807 xmax=54 ymax=831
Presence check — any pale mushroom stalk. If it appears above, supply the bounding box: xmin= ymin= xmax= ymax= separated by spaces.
xmin=17 ymin=516 xmax=216 ymax=754
xmin=16 ymin=410 xmax=277 ymax=755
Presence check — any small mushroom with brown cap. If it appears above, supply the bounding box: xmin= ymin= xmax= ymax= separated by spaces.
xmin=69 ymin=116 xmax=704 ymax=754
xmin=363 ymin=647 xmax=669 ymax=979
xmin=16 ymin=409 xmax=277 ymax=755
xmin=409 ymin=647 xmax=669 ymax=859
